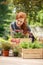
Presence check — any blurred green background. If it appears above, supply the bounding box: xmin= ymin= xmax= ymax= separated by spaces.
xmin=0 ymin=0 xmax=43 ymax=39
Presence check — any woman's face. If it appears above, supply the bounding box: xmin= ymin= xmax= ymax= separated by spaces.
xmin=16 ymin=18 xmax=25 ymax=27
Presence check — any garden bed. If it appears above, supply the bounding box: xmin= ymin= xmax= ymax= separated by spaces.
xmin=22 ymin=48 xmax=43 ymax=59
xmin=20 ymin=41 xmax=43 ymax=59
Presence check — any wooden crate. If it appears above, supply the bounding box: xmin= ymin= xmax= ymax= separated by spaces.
xmin=22 ymin=48 xmax=43 ymax=59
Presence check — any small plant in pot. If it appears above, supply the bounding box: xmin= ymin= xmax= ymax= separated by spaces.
xmin=13 ymin=30 xmax=28 ymax=38
xmin=13 ymin=31 xmax=24 ymax=38
xmin=13 ymin=46 xmax=19 ymax=57
xmin=2 ymin=41 xmax=11 ymax=56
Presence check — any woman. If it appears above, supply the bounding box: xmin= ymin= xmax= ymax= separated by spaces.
xmin=10 ymin=12 xmax=35 ymax=42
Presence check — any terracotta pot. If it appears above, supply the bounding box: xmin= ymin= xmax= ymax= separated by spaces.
xmin=3 ymin=50 xmax=9 ymax=56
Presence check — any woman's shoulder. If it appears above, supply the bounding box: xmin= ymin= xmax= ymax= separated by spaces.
xmin=11 ymin=21 xmax=16 ymax=25
xmin=10 ymin=21 xmax=16 ymax=30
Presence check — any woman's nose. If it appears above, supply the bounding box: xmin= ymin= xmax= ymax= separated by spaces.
xmin=18 ymin=21 xmax=21 ymax=24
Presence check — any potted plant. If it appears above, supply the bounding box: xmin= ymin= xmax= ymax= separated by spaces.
xmin=20 ymin=41 xmax=43 ymax=59
xmin=13 ymin=32 xmax=25 ymax=38
xmin=13 ymin=46 xmax=19 ymax=57
xmin=2 ymin=41 xmax=11 ymax=56
xmin=10 ymin=31 xmax=32 ymax=47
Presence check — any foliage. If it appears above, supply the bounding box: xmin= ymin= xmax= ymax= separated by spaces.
xmin=29 ymin=41 xmax=43 ymax=49
xmin=13 ymin=0 xmax=43 ymax=26
xmin=0 ymin=0 xmax=14 ymax=37
xmin=1 ymin=41 xmax=11 ymax=50
xmin=20 ymin=41 xmax=43 ymax=49
xmin=0 ymin=43 xmax=2 ymax=49
xmin=37 ymin=10 xmax=43 ymax=25
xmin=13 ymin=32 xmax=27 ymax=38
xmin=0 ymin=0 xmax=43 ymax=38
xmin=20 ymin=42 xmax=29 ymax=49
xmin=13 ymin=46 xmax=19 ymax=53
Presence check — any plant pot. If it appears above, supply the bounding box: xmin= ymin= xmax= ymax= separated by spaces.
xmin=13 ymin=52 xmax=19 ymax=57
xmin=3 ymin=50 xmax=9 ymax=56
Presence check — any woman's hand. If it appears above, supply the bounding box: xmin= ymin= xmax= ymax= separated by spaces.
xmin=15 ymin=30 xmax=21 ymax=32
xmin=15 ymin=30 xmax=23 ymax=33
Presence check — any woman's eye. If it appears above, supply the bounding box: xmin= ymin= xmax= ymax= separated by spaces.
xmin=18 ymin=20 xmax=22 ymax=22
xmin=20 ymin=21 xmax=22 ymax=22
xmin=18 ymin=20 xmax=20 ymax=21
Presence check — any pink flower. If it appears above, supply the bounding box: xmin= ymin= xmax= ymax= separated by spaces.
xmin=11 ymin=38 xmax=16 ymax=42
xmin=15 ymin=38 xmax=20 ymax=44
